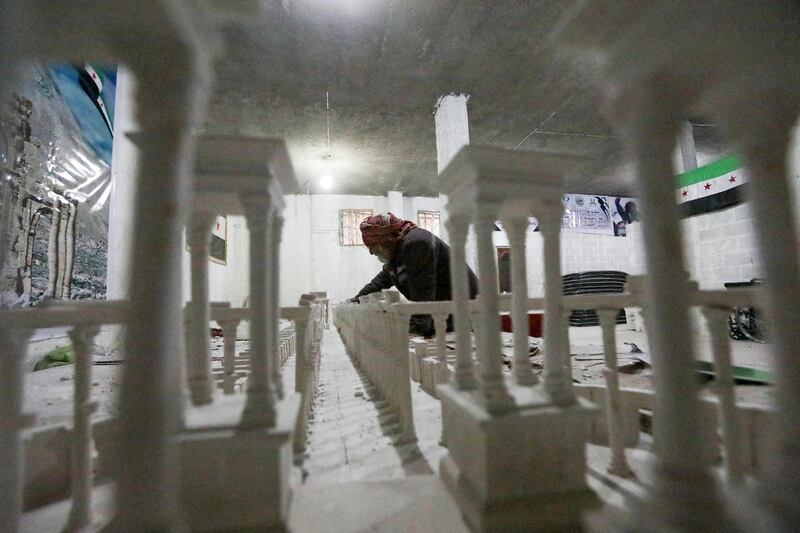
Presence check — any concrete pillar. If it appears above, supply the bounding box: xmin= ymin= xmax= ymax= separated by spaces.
xmin=388 ymin=190 xmax=404 ymax=219
xmin=677 ymin=120 xmax=698 ymax=172
xmin=435 ymin=93 xmax=470 ymax=243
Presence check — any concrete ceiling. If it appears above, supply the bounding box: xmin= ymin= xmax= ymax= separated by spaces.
xmin=205 ymin=0 xmax=727 ymax=196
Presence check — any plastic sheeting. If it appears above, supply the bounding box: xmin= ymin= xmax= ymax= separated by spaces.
xmin=1 ymin=63 xmax=114 ymax=306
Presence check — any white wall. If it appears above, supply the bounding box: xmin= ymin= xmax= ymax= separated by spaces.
xmin=280 ymin=194 xmax=391 ymax=306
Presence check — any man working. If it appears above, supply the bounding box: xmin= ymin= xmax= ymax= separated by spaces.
xmin=351 ymin=213 xmax=479 ymax=336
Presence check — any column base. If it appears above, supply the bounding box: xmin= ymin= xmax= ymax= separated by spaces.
xmin=177 ymin=393 xmax=301 ymax=532
xmin=438 ymin=379 xmax=600 ymax=532
xmin=586 ymin=458 xmax=729 ymax=533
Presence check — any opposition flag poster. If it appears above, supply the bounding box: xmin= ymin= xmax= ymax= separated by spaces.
xmin=676 ymin=155 xmax=747 ymax=217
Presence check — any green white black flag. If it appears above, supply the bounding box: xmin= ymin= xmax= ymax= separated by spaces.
xmin=676 ymin=155 xmax=747 ymax=217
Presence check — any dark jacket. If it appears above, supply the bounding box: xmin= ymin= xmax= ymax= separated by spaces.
xmin=353 ymin=227 xmax=479 ymax=336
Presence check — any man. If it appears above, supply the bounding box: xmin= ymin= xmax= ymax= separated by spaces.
xmin=351 ymin=213 xmax=479 ymax=337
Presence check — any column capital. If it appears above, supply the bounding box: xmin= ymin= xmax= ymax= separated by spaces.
xmin=500 ymin=214 xmax=529 ymax=239
xmin=0 ymin=326 xmax=33 ymax=353
xmin=596 ymin=308 xmax=621 ymax=327
xmin=240 ymin=193 xmax=274 ymax=228
xmin=537 ymin=202 xmax=564 ymax=232
xmin=218 ymin=318 xmax=241 ymax=330
xmin=604 ymin=74 xmax=688 ymax=143
xmin=445 ymin=214 xmax=470 ymax=239
xmin=431 ymin=312 xmax=449 ymax=322
xmin=68 ymin=324 xmax=101 ymax=349
xmin=473 ymin=201 xmax=501 ymax=225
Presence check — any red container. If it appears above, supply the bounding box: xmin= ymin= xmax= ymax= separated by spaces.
xmin=500 ymin=313 xmax=544 ymax=338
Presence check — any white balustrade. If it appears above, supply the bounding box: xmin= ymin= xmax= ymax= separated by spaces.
xmin=334 ymin=291 xmax=417 ymax=444
xmin=210 ymin=293 xmax=326 ymax=459
xmin=0 ymin=302 xmax=127 ymax=533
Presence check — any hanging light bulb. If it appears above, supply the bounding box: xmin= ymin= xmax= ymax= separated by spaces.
xmin=319 ymin=174 xmax=334 ymax=191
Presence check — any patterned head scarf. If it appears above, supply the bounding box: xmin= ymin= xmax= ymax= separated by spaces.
xmin=360 ymin=212 xmax=417 ymax=248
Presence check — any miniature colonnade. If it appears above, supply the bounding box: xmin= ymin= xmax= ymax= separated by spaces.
xmin=2 ymin=0 xmax=799 ymax=532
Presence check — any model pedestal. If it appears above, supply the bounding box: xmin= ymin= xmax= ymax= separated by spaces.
xmin=439 ymin=380 xmax=599 ymax=532
xmin=177 ymin=393 xmax=301 ymax=532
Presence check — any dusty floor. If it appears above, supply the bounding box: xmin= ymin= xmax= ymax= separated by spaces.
xmin=303 ymin=328 xmax=446 ymax=484
xmin=22 ymin=322 xmax=773 ymax=432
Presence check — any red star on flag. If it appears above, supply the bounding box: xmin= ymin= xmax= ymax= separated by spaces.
xmin=681 ymin=190 xmax=688 ymax=197
xmin=729 ymin=175 xmax=736 ymax=183
xmin=704 ymin=183 xmax=712 ymax=190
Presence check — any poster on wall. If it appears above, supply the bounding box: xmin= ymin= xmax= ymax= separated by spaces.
xmin=561 ymin=194 xmax=639 ymax=237
xmin=676 ymin=155 xmax=747 ymax=217
xmin=1 ymin=63 xmax=115 ymax=307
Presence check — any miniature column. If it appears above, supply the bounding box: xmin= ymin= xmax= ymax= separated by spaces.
xmin=445 ymin=214 xmax=478 ymax=390
xmin=186 ymin=210 xmax=216 ymax=405
xmin=66 ymin=325 xmax=101 ymax=531
xmin=270 ymin=213 xmax=285 ymax=399
xmin=597 ymin=308 xmax=634 ymax=477
xmin=239 ymin=195 xmax=277 ymax=428
xmin=219 ymin=318 xmax=241 ymax=395
xmin=539 ymin=202 xmax=574 ymax=405
xmin=733 ymin=115 xmax=800 ymax=518
xmin=614 ymin=89 xmax=723 ymax=526
xmin=0 ymin=327 xmax=33 ymax=533
xmin=473 ymin=203 xmax=514 ymax=412
xmin=702 ymin=306 xmax=745 ymax=483
xmin=432 ymin=312 xmax=449 ymax=384
xmin=501 ymin=214 xmax=537 ymax=385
